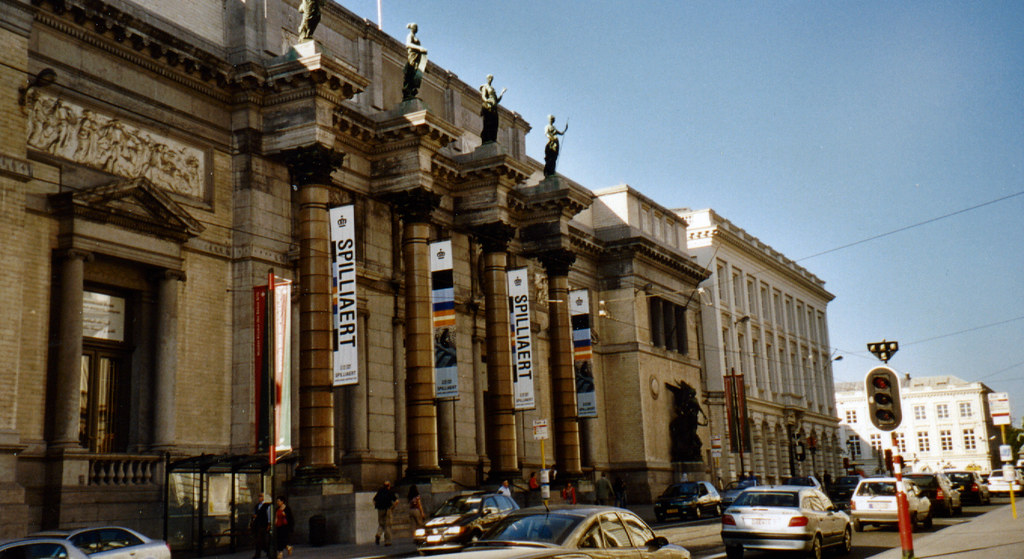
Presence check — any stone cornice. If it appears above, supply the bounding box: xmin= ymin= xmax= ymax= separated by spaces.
xmin=375 ymin=102 xmax=459 ymax=151
xmin=602 ymin=236 xmax=710 ymax=283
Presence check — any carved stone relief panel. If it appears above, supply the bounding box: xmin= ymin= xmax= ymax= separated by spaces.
xmin=25 ymin=92 xmax=208 ymax=201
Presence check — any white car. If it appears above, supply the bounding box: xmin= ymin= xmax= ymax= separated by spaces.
xmin=30 ymin=527 xmax=171 ymax=559
xmin=0 ymin=538 xmax=91 ymax=559
xmin=986 ymin=470 xmax=1023 ymax=496
xmin=849 ymin=477 xmax=932 ymax=532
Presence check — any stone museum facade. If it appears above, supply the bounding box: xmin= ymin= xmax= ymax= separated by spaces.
xmin=0 ymin=0 xmax=726 ymax=543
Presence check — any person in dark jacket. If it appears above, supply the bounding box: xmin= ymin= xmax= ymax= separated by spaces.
xmin=373 ymin=481 xmax=398 ymax=545
xmin=250 ymin=493 xmax=272 ymax=559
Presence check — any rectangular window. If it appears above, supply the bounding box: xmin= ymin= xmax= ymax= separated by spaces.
xmin=940 ymin=430 xmax=953 ymax=452
xmin=845 ymin=410 xmax=857 ymax=423
xmin=733 ymin=271 xmax=744 ymax=311
xmin=914 ymin=405 xmax=926 ymax=420
xmin=847 ymin=435 xmax=861 ymax=459
xmin=747 ymin=280 xmax=757 ymax=318
xmin=761 ymin=284 xmax=771 ymax=320
xmin=936 ymin=404 xmax=949 ymax=419
xmin=717 ymin=264 xmax=728 ymax=305
xmin=959 ymin=402 xmax=972 ymax=417
xmin=917 ymin=432 xmax=930 ymax=453
xmin=894 ymin=433 xmax=907 ymax=453
xmin=869 ymin=434 xmax=882 ymax=451
xmin=773 ymin=291 xmax=783 ymax=327
xmin=963 ymin=429 xmax=976 ymax=451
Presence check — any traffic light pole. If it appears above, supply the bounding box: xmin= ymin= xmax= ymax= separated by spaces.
xmin=891 ymin=433 xmax=914 ymax=559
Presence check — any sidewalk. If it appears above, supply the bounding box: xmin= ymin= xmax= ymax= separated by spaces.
xmin=867 ymin=504 xmax=1024 ymax=559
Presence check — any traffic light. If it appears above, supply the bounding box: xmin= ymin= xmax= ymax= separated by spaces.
xmin=865 ymin=366 xmax=902 ymax=431
xmin=884 ymin=449 xmax=894 ymax=473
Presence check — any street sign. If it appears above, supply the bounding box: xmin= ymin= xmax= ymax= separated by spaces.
xmin=989 ymin=392 xmax=1011 ymax=426
xmin=1000 ymin=444 xmax=1013 ymax=462
xmin=533 ymin=419 xmax=549 ymax=440
xmin=711 ymin=435 xmax=722 ymax=458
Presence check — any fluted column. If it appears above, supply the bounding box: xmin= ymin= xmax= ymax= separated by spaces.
xmin=540 ymin=250 xmax=581 ymax=475
xmin=478 ymin=224 xmax=518 ymax=477
xmin=284 ymin=144 xmax=343 ymax=474
xmin=392 ymin=190 xmax=442 ymax=477
xmin=52 ymin=249 xmax=92 ymax=449
xmin=152 ymin=270 xmax=185 ymax=451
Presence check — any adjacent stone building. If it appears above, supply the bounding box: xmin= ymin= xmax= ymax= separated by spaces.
xmin=679 ymin=209 xmax=841 ymax=485
xmin=1 ymin=0 xmax=715 ymax=543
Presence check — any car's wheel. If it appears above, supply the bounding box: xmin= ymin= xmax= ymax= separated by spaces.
xmin=808 ymin=535 xmax=822 ymax=559
xmin=923 ymin=513 xmax=933 ymax=529
xmin=955 ymin=504 xmax=963 ymax=515
xmin=852 ymin=519 xmax=863 ymax=532
xmin=725 ymin=545 xmax=743 ymax=559
xmin=910 ymin=512 xmax=919 ymax=531
xmin=839 ymin=526 xmax=853 ymax=555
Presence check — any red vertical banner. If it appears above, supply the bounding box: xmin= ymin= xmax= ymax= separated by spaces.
xmin=724 ymin=370 xmax=751 ymax=453
xmin=254 ymin=274 xmax=292 ymax=463
xmin=254 ymin=285 xmax=270 ymax=453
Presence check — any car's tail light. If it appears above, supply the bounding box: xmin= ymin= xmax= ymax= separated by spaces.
xmin=971 ymin=483 xmax=979 ymax=492
xmin=936 ymin=489 xmax=945 ymax=501
xmin=722 ymin=514 xmax=736 ymax=526
xmin=788 ymin=516 xmax=809 ymax=527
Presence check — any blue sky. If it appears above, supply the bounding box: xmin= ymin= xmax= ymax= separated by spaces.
xmin=340 ymin=1 xmax=1024 ymax=421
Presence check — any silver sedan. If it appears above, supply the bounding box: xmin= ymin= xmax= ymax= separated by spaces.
xmin=721 ymin=486 xmax=852 ymax=559
xmin=0 ymin=538 xmax=91 ymax=559
xmin=30 ymin=527 xmax=170 ymax=559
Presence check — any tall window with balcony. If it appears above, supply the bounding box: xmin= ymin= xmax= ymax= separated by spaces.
xmin=847 ymin=435 xmax=861 ymax=459
xmin=649 ymin=297 xmax=688 ymax=355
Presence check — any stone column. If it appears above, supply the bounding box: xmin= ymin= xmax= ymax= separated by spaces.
xmin=152 ymin=270 xmax=185 ymax=451
xmin=52 ymin=249 xmax=92 ymax=448
xmin=344 ymin=313 xmax=369 ymax=458
xmin=284 ymin=144 xmax=343 ymax=475
xmin=539 ymin=250 xmax=581 ymax=475
xmin=478 ymin=224 xmax=518 ymax=478
xmin=393 ymin=190 xmax=442 ymax=477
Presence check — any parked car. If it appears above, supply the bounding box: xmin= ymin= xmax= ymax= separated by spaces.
xmin=849 ymin=477 xmax=932 ymax=532
xmin=903 ymin=473 xmax=962 ymax=517
xmin=654 ymin=481 xmax=723 ymax=522
xmin=720 ymin=485 xmax=852 ymax=559
xmin=0 ymin=539 xmax=90 ymax=559
xmin=414 ymin=492 xmax=519 ymax=553
xmin=986 ymin=470 xmax=1023 ymax=497
xmin=943 ymin=470 xmax=991 ymax=505
xmin=721 ymin=478 xmax=760 ymax=507
xmin=782 ymin=475 xmax=823 ymax=489
xmin=29 ymin=527 xmax=170 ymax=559
xmin=828 ymin=475 xmax=864 ymax=510
xmin=473 ymin=505 xmax=691 ymax=559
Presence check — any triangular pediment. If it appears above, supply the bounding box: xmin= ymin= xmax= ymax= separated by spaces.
xmin=52 ymin=177 xmax=204 ymax=242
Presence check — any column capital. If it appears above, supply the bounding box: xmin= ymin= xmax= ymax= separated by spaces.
xmin=474 ymin=222 xmax=516 ymax=253
xmin=282 ymin=144 xmax=344 ymax=187
xmin=152 ymin=269 xmax=187 ymax=283
xmin=61 ymin=248 xmax=94 ymax=263
xmin=537 ymin=249 xmax=576 ymax=277
xmin=385 ymin=189 xmax=441 ymax=223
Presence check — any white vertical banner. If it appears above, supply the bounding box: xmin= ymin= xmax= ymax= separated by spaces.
xmin=570 ymin=289 xmax=596 ymax=418
xmin=508 ymin=268 xmax=536 ymax=410
xmin=430 ymin=240 xmax=458 ymax=399
xmin=272 ymin=278 xmax=293 ymax=455
xmin=329 ymin=205 xmax=359 ymax=386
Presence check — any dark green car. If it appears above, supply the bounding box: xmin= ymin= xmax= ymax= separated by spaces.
xmin=654 ymin=481 xmax=722 ymax=522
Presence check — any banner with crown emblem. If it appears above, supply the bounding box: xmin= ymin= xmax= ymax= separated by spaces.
xmin=570 ymin=289 xmax=597 ymax=417
xmin=507 ymin=267 xmax=536 ymax=410
xmin=430 ymin=240 xmax=458 ymax=399
xmin=329 ymin=205 xmax=359 ymax=386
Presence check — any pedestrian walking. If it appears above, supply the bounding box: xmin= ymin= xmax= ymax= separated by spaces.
xmin=595 ymin=473 xmax=613 ymax=505
xmin=373 ymin=480 xmax=398 ymax=546
xmin=497 ymin=479 xmax=512 ymax=497
xmin=273 ymin=497 xmax=294 ymax=559
xmin=528 ymin=472 xmax=540 ymax=505
xmin=613 ymin=476 xmax=627 ymax=508
xmin=561 ymin=481 xmax=577 ymax=504
xmin=250 ymin=494 xmax=272 ymax=559
xmin=407 ymin=484 xmax=425 ymax=528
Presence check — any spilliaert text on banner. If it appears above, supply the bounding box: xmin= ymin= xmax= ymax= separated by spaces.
xmin=570 ymin=289 xmax=597 ymax=417
xmin=329 ymin=205 xmax=358 ymax=386
xmin=430 ymin=240 xmax=458 ymax=399
xmin=507 ymin=268 xmax=536 ymax=410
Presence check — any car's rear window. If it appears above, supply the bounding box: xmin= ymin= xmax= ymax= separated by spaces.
xmin=905 ymin=475 xmax=938 ymax=489
xmin=733 ymin=491 xmax=798 ymax=508
xmin=663 ymin=483 xmax=700 ymax=497
xmin=836 ymin=476 xmax=861 ymax=485
xmin=857 ymin=482 xmax=896 ymax=496
xmin=946 ymin=473 xmax=972 ymax=484
xmin=482 ymin=513 xmax=582 ymax=545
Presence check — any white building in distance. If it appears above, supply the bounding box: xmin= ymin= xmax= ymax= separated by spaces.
xmin=835 ymin=375 xmax=1000 ymax=473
